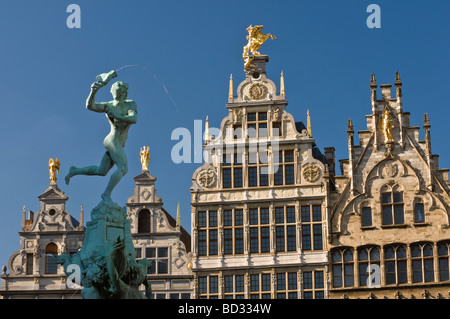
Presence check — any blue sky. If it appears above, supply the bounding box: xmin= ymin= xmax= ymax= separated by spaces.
xmin=1 ymin=0 xmax=450 ymax=269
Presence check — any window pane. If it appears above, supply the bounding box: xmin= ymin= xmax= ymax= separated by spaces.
xmin=288 ymin=273 xmax=297 ymax=290
xmin=158 ymin=260 xmax=168 ymax=274
xmin=274 ymin=165 xmax=284 ymax=185
xmin=413 ymin=260 xmax=422 ymax=283
xmin=393 ymin=192 xmax=403 ymax=203
xmin=259 ymin=167 xmax=269 ymax=186
xmin=210 ymin=276 xmax=218 ymax=294
xmin=382 ymin=193 xmax=391 ymax=203
xmin=234 ymin=275 xmax=243 ymax=293
xmin=438 ymin=243 xmax=449 ymax=256
xmin=301 ymin=206 xmax=311 ymax=222
xmin=275 ymin=207 xmax=284 ymax=223
xmin=394 ymin=205 xmax=404 ymax=224
xmin=158 ymin=247 xmax=168 ymax=258
xmin=398 ymin=261 xmax=407 ymax=284
xmin=250 ymin=209 xmax=258 ymax=225
xmin=235 ymin=229 xmax=244 ymax=254
xmin=248 ymin=113 xmax=257 ymax=122
xmin=332 ymin=265 xmax=342 ymax=287
xmin=223 ymin=168 xmax=232 ymax=188
xmin=258 ymin=112 xmax=267 ymax=121
xmin=234 ymin=168 xmax=243 ymax=188
xmin=344 ymin=265 xmax=354 ymax=287
xmin=235 ymin=209 xmax=243 ymax=226
xmin=260 ymin=209 xmax=269 ymax=224
xmin=385 ymin=247 xmax=395 ymax=259
xmin=303 ymin=272 xmax=312 ymax=289
xmin=224 ymin=276 xmax=233 ymax=293
xmin=248 ymin=124 xmax=257 ymax=138
xmin=248 ymin=167 xmax=258 ymax=187
xmin=424 ymin=259 xmax=434 ymax=282
xmin=277 ymin=273 xmax=286 ymax=290
xmin=315 ymin=271 xmax=324 ymax=288
xmin=370 ymin=248 xmax=380 ymax=260
xmin=286 ymin=207 xmax=295 ymax=223
xmin=332 ymin=251 xmax=342 ymax=262
xmin=284 ymin=150 xmax=294 ymax=162
xmin=343 ymin=250 xmax=353 ymax=262
xmin=259 ymin=123 xmax=267 ymax=137
xmin=224 ymin=210 xmax=232 ymax=226
xmin=415 ymin=203 xmax=425 ymax=223
xmin=423 ymin=244 xmax=433 ymax=257
xmin=397 ymin=246 xmax=407 ymax=259
xmin=383 ymin=206 xmax=393 ymax=225
xmin=285 ymin=165 xmax=294 ymax=185
xmin=358 ymin=249 xmax=368 ymax=261
xmin=261 ymin=227 xmax=270 ymax=253
xmin=312 ymin=206 xmax=322 ymax=221
xmin=261 ymin=274 xmax=271 ymax=291
xmin=209 ymin=211 xmax=217 ymax=227
xmin=385 ymin=261 xmax=396 ymax=284
xmin=198 ymin=211 xmax=206 ymax=228
xmin=439 ymin=257 xmax=449 ymax=281
xmin=362 ymin=207 xmax=372 ymax=227
xmin=224 ymin=229 xmax=233 ymax=255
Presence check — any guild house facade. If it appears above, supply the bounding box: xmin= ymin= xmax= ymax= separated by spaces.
xmin=190 ymin=54 xmax=334 ymax=299
xmin=0 ymin=153 xmax=193 ymax=299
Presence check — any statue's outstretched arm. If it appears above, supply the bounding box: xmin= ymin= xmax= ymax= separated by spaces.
xmin=86 ymin=81 xmax=109 ymax=113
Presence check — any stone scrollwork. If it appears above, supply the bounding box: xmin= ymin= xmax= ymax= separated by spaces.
xmin=302 ymin=162 xmax=321 ymax=183
xmin=196 ymin=168 xmax=216 ymax=188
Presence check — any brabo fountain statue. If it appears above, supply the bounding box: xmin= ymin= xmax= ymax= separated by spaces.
xmin=57 ymin=70 xmax=152 ymax=299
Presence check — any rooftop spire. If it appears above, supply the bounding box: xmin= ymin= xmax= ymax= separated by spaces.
xmin=176 ymin=202 xmax=181 ymax=227
xmin=228 ymin=74 xmax=233 ymax=101
xmin=280 ymin=70 xmax=285 ymax=97
xmin=204 ymin=116 xmax=210 ymax=143
xmin=307 ymin=109 xmax=312 ymax=137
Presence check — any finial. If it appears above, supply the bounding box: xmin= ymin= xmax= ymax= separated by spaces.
xmin=204 ymin=116 xmax=210 ymax=143
xmin=176 ymin=202 xmax=181 ymax=227
xmin=395 ymin=71 xmax=402 ymax=84
xmin=80 ymin=205 xmax=84 ymax=227
xmin=424 ymin=113 xmax=430 ymax=128
xmin=140 ymin=146 xmax=150 ymax=172
xmin=307 ymin=109 xmax=312 ymax=137
xmin=370 ymin=73 xmax=376 ymax=86
xmin=48 ymin=158 xmax=60 ymax=185
xmin=280 ymin=70 xmax=285 ymax=96
xmin=229 ymin=74 xmax=234 ymax=100
xmin=347 ymin=118 xmax=354 ymax=133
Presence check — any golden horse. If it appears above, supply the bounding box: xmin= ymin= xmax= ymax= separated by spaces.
xmin=243 ymin=25 xmax=277 ymax=70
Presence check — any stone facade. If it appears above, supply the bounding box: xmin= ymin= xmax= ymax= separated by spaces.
xmin=328 ymin=73 xmax=450 ymax=299
xmin=127 ymin=170 xmax=193 ymax=299
xmin=190 ymin=55 xmax=334 ymax=299
xmin=0 ymin=167 xmax=193 ymax=299
xmin=0 ymin=183 xmax=85 ymax=299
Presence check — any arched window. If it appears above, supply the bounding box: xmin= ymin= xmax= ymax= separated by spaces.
xmin=384 ymin=244 xmax=408 ymax=285
xmin=45 ymin=243 xmax=58 ymax=274
xmin=358 ymin=246 xmax=380 ymax=286
xmin=381 ymin=184 xmax=404 ymax=225
xmin=331 ymin=248 xmax=354 ymax=288
xmin=411 ymin=242 xmax=434 ymax=283
xmin=438 ymin=241 xmax=450 ymax=281
xmin=138 ymin=209 xmax=151 ymax=233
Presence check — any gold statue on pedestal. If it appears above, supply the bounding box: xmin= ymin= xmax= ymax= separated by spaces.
xmin=381 ymin=106 xmax=394 ymax=143
xmin=48 ymin=158 xmax=60 ymax=185
xmin=140 ymin=146 xmax=150 ymax=172
xmin=243 ymin=25 xmax=277 ymax=71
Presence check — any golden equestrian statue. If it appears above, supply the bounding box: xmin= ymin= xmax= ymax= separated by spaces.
xmin=243 ymin=25 xmax=277 ymax=71
xmin=140 ymin=146 xmax=150 ymax=172
xmin=48 ymin=158 xmax=60 ymax=185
